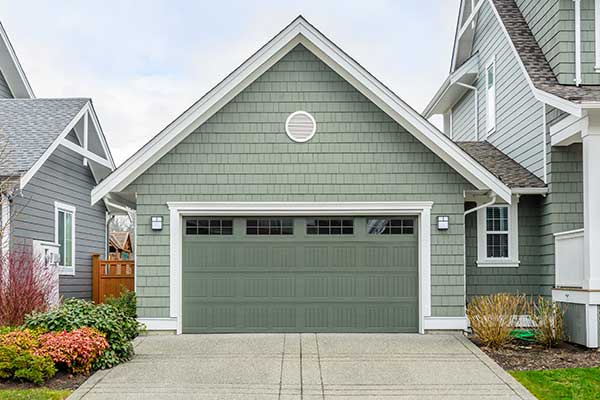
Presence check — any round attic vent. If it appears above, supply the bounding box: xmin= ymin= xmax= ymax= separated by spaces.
xmin=285 ymin=111 xmax=316 ymax=143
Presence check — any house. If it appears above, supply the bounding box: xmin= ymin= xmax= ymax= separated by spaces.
xmin=424 ymin=0 xmax=600 ymax=348
xmin=108 ymin=231 xmax=132 ymax=260
xmin=92 ymin=15 xmax=550 ymax=335
xmin=0 ymin=21 xmax=116 ymax=299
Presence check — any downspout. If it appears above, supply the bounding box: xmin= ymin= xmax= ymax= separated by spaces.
xmin=464 ymin=193 xmax=497 ymax=216
xmin=456 ymin=82 xmax=479 ymax=140
xmin=574 ymin=0 xmax=582 ymax=86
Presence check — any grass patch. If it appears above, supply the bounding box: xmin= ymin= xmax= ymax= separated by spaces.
xmin=0 ymin=389 xmax=71 ymax=400
xmin=510 ymin=368 xmax=600 ymax=400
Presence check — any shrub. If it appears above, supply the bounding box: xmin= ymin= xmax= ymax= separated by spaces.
xmin=36 ymin=328 xmax=109 ymax=374
xmin=0 ymin=250 xmax=54 ymax=326
xmin=467 ymin=293 xmax=527 ymax=349
xmin=530 ymin=296 xmax=564 ymax=348
xmin=0 ymin=346 xmax=56 ymax=384
xmin=0 ymin=329 xmax=41 ymax=351
xmin=104 ymin=288 xmax=137 ymax=319
xmin=25 ymin=298 xmax=141 ymax=369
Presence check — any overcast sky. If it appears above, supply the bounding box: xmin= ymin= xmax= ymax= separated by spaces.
xmin=2 ymin=1 xmax=459 ymax=165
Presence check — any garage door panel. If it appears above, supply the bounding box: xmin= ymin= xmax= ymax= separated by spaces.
xmin=182 ymin=216 xmax=419 ymax=333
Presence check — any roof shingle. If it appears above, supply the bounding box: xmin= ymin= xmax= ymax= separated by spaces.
xmin=492 ymin=0 xmax=600 ymax=103
xmin=457 ymin=141 xmax=546 ymax=188
xmin=0 ymin=98 xmax=88 ymax=176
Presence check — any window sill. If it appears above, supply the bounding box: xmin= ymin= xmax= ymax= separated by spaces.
xmin=476 ymin=259 xmax=520 ymax=268
xmin=58 ymin=267 xmax=75 ymax=276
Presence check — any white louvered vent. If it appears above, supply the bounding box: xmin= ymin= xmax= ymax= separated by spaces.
xmin=285 ymin=111 xmax=316 ymax=143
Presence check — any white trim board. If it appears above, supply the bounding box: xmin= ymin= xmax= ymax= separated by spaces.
xmin=91 ymin=16 xmax=513 ymax=205
xmin=163 ymin=201 xmax=434 ymax=335
xmin=20 ymin=101 xmax=116 ymax=190
xmin=0 ymin=21 xmax=34 ymax=98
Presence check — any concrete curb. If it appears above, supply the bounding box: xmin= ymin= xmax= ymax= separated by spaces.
xmin=456 ymin=334 xmax=538 ymax=400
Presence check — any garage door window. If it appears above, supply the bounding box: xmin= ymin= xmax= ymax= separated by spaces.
xmin=367 ymin=218 xmax=414 ymax=235
xmin=185 ymin=219 xmax=233 ymax=235
xmin=306 ymin=218 xmax=353 ymax=235
xmin=247 ymin=219 xmax=294 ymax=235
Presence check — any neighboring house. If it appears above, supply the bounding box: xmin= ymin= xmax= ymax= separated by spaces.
xmin=0 ymin=21 xmax=116 ymax=299
xmin=93 ymin=16 xmax=545 ymax=336
xmin=108 ymin=231 xmax=132 ymax=260
xmin=424 ymin=0 xmax=600 ymax=347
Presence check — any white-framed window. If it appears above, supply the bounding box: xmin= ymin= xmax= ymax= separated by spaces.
xmin=54 ymin=202 xmax=76 ymax=275
xmin=476 ymin=199 xmax=519 ymax=268
xmin=485 ymin=58 xmax=496 ymax=134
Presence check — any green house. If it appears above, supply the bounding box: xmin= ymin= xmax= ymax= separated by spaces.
xmin=93 ymin=10 xmax=597 ymax=345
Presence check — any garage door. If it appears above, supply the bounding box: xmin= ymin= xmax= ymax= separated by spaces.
xmin=182 ymin=216 xmax=418 ymax=333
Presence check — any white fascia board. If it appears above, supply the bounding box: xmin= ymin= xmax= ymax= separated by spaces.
xmin=424 ymin=54 xmax=479 ymax=117
xmin=92 ymin=16 xmax=513 ymax=205
xmin=0 ymin=21 xmax=34 ymax=98
xmin=550 ymin=114 xmax=586 ymax=146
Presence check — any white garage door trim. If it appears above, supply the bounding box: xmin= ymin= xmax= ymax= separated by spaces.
xmin=161 ymin=202 xmax=437 ymax=334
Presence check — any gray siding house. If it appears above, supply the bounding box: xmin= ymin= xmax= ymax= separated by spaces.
xmin=424 ymin=0 xmax=600 ymax=347
xmin=94 ymin=16 xmax=552 ymax=336
xmin=0 ymin=21 xmax=115 ymax=299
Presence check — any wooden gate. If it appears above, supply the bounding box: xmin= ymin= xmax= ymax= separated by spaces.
xmin=92 ymin=254 xmax=135 ymax=304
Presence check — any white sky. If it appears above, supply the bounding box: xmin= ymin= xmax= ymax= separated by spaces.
xmin=2 ymin=1 xmax=459 ymax=165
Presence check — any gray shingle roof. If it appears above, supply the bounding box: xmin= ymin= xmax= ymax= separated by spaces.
xmin=493 ymin=0 xmax=600 ymax=103
xmin=0 ymin=98 xmax=88 ymax=176
xmin=457 ymin=141 xmax=546 ymax=188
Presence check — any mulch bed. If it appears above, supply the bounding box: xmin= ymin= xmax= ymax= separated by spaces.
xmin=470 ymin=336 xmax=600 ymax=371
xmin=0 ymin=371 xmax=88 ymax=391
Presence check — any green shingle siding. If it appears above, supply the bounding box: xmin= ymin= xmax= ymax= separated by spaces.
xmin=517 ymin=0 xmax=600 ymax=85
xmin=127 ymin=45 xmax=473 ymax=319
xmin=466 ymin=195 xmax=550 ymax=299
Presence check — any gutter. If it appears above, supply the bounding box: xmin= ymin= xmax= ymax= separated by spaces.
xmin=464 ymin=193 xmax=497 ymax=216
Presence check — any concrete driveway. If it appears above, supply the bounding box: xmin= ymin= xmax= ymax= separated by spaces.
xmin=70 ymin=334 xmax=535 ymax=400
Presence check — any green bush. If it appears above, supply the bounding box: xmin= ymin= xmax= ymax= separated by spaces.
xmin=24 ymin=299 xmax=141 ymax=369
xmin=0 ymin=346 xmax=56 ymax=384
xmin=104 ymin=288 xmax=137 ymax=319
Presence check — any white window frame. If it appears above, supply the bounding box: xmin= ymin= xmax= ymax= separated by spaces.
xmin=485 ymin=58 xmax=496 ymax=135
xmin=476 ymin=198 xmax=519 ymax=268
xmin=54 ymin=201 xmax=76 ymax=275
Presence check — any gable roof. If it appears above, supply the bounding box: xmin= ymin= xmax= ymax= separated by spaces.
xmin=0 ymin=21 xmax=34 ymax=98
xmin=0 ymin=98 xmax=88 ymax=176
xmin=92 ymin=16 xmax=514 ymax=205
xmin=457 ymin=141 xmax=545 ymax=189
xmin=493 ymin=0 xmax=600 ymax=104
xmin=443 ymin=0 xmax=584 ymax=118
xmin=109 ymin=231 xmax=132 ymax=252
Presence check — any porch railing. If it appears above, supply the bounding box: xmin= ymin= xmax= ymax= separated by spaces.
xmin=554 ymin=229 xmax=584 ymax=288
xmin=92 ymin=254 xmax=135 ymax=304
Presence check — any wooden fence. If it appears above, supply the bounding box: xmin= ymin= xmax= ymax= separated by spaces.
xmin=92 ymin=254 xmax=135 ymax=304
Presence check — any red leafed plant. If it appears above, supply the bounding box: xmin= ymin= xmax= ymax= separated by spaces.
xmin=0 ymin=250 xmax=54 ymax=326
xmin=35 ymin=327 xmax=109 ymax=374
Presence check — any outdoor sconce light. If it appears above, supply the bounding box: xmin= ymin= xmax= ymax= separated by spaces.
xmin=151 ymin=216 xmax=163 ymax=231
xmin=437 ymin=216 xmax=449 ymax=230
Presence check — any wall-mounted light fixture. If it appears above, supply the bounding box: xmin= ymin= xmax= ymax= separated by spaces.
xmin=437 ymin=216 xmax=449 ymax=230
xmin=151 ymin=216 xmax=163 ymax=231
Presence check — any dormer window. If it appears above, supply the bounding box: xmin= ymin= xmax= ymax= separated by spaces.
xmin=485 ymin=59 xmax=496 ymax=134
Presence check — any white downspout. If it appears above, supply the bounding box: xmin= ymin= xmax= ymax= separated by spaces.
xmin=542 ymin=103 xmax=548 ymax=184
xmin=574 ymin=0 xmax=582 ymax=86
xmin=465 ymin=193 xmax=497 ymax=216
xmin=456 ymin=82 xmax=479 ymax=141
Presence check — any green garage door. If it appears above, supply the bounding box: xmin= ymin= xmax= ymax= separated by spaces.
xmin=182 ymin=216 xmax=418 ymax=333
